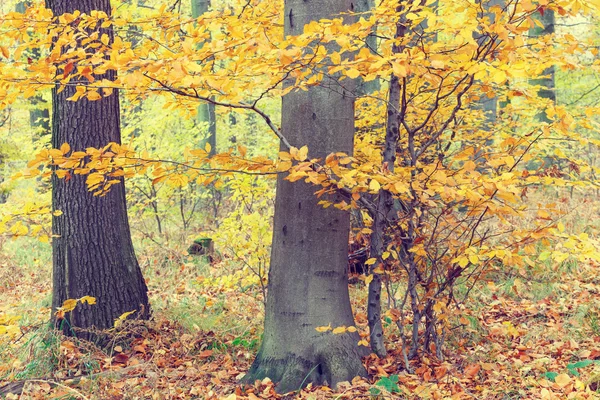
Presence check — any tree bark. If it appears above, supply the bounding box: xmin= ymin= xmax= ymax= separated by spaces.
xmin=243 ymin=0 xmax=367 ymax=393
xmin=47 ymin=0 xmax=150 ymax=337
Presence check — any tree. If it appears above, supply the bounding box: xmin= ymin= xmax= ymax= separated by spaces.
xmin=530 ymin=7 xmax=556 ymax=123
xmin=191 ymin=0 xmax=216 ymax=155
xmin=47 ymin=0 xmax=150 ymax=336
xmin=16 ymin=1 xmax=51 ymax=139
xmin=242 ymin=0 xmax=366 ymax=392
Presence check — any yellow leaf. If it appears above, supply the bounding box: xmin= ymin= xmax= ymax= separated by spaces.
xmin=60 ymin=299 xmax=78 ymax=312
xmin=80 ymin=296 xmax=96 ymax=305
xmin=279 ymin=151 xmax=291 ymax=161
xmin=60 ymin=143 xmax=71 ymax=155
xmin=297 ymin=145 xmax=308 ymax=161
xmin=463 ymin=160 xmax=476 ymax=172
xmin=0 ymin=46 xmax=8 ymax=58
xmin=330 ymin=52 xmax=341 ymax=65
xmin=369 ymin=179 xmax=380 ymax=192
xmin=345 ymin=68 xmax=361 ymax=79
xmin=391 ymin=61 xmax=408 ymax=77
xmin=114 ymin=310 xmax=136 ymax=328
xmin=364 ymin=258 xmax=377 ymax=266
xmin=277 ymin=161 xmax=293 ymax=172
xmin=554 ymin=373 xmax=571 ymax=388
xmin=537 ymin=210 xmax=550 ymax=219
xmin=456 ymin=256 xmax=469 ymax=268
xmin=346 ymin=326 xmax=357 ymax=332
xmin=87 ymin=91 xmax=102 ymax=101
xmin=332 ymin=326 xmax=347 ymax=334
xmin=315 ymin=325 xmax=332 ymax=333
xmin=364 ymin=274 xmax=374 ymax=284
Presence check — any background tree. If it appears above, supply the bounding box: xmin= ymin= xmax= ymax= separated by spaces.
xmin=242 ymin=0 xmax=366 ymax=392
xmin=192 ymin=0 xmax=216 ymax=156
xmin=530 ymin=7 xmax=556 ymax=123
xmin=47 ymin=0 xmax=150 ymax=335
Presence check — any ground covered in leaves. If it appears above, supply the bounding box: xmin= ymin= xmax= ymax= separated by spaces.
xmin=2 ymin=239 xmax=600 ymax=399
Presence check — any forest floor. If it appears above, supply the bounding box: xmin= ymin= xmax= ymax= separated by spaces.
xmin=1 ymin=231 xmax=600 ymax=399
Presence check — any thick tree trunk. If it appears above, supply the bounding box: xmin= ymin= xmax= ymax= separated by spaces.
xmin=48 ymin=0 xmax=150 ymax=337
xmin=243 ymin=0 xmax=366 ymax=393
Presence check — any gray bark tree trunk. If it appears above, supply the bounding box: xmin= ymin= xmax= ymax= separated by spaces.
xmin=17 ymin=2 xmax=51 ymax=139
xmin=530 ymin=8 xmax=555 ymax=122
xmin=47 ymin=0 xmax=150 ymax=337
xmin=473 ymin=0 xmax=505 ymax=125
xmin=192 ymin=0 xmax=216 ymax=155
xmin=243 ymin=0 xmax=367 ymax=393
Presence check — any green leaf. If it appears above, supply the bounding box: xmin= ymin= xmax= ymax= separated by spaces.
xmin=568 ymin=360 xmax=595 ymax=370
xmin=376 ymin=375 xmax=401 ymax=393
xmin=544 ymin=371 xmax=559 ymax=381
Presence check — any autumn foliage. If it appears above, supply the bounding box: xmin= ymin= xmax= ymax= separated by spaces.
xmin=1 ymin=0 xmax=600 ymax=397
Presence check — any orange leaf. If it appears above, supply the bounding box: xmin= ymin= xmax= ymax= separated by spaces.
xmin=63 ymin=61 xmax=74 ymax=78
xmin=199 ymin=349 xmax=213 ymax=358
xmin=463 ymin=364 xmax=481 ymax=379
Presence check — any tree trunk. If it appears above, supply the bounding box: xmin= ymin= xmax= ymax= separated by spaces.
xmin=530 ymin=8 xmax=555 ymax=123
xmin=17 ymin=2 xmax=51 ymax=139
xmin=192 ymin=0 xmax=216 ymax=156
xmin=243 ymin=0 xmax=367 ymax=393
xmin=473 ymin=0 xmax=505 ymax=125
xmin=354 ymin=0 xmax=379 ymax=96
xmin=48 ymin=0 xmax=150 ymax=337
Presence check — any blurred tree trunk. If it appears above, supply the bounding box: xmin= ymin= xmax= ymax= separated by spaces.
xmin=17 ymin=1 xmax=51 ymax=139
xmin=47 ymin=0 xmax=150 ymax=337
xmin=243 ymin=0 xmax=366 ymax=393
xmin=530 ymin=8 xmax=555 ymax=122
xmin=192 ymin=0 xmax=216 ymax=155
xmin=473 ymin=0 xmax=505 ymax=125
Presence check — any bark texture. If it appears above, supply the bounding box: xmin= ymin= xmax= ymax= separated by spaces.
xmin=243 ymin=0 xmax=366 ymax=393
xmin=48 ymin=0 xmax=150 ymax=336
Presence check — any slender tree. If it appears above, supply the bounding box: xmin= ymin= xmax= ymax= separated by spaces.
xmin=17 ymin=2 xmax=51 ymax=139
xmin=192 ymin=0 xmax=216 ymax=155
xmin=47 ymin=0 xmax=150 ymax=336
xmin=530 ymin=8 xmax=556 ymax=122
xmin=243 ymin=0 xmax=367 ymax=393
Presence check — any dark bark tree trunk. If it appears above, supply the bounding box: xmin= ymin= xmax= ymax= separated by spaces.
xmin=47 ymin=0 xmax=150 ymax=337
xmin=243 ymin=0 xmax=367 ymax=393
